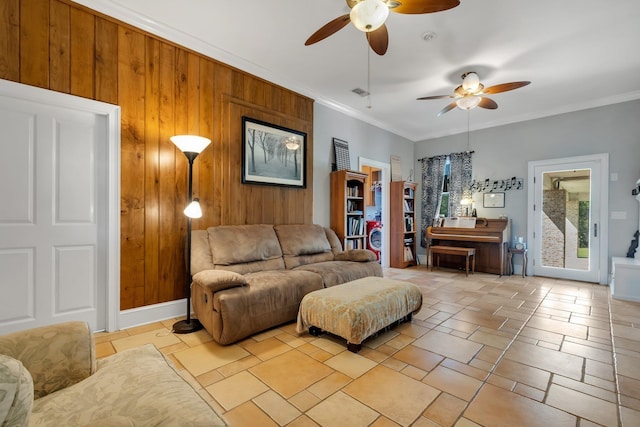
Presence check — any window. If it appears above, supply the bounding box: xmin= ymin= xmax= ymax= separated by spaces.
xmin=438 ymin=160 xmax=451 ymax=217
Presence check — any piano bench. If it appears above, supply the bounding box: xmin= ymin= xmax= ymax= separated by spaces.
xmin=429 ymin=245 xmax=476 ymax=277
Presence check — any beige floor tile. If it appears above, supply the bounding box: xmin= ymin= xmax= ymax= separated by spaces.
xmin=344 ymin=365 xmax=440 ymax=426
xmin=452 ymin=308 xmax=508 ymax=330
xmin=401 ymin=364 xmax=427 ymax=381
xmin=615 ymin=352 xmax=640 ymax=381
xmin=392 ymin=345 xmax=444 ymax=372
xmin=468 ymin=329 xmax=513 ymax=350
xmin=175 ymin=328 xmax=213 ymax=347
xmin=307 ymin=371 xmax=351 ymax=399
xmin=552 ymin=374 xmax=616 ymax=402
xmin=513 ymin=382 xmax=545 ymax=401
xmin=621 ymin=406 xmax=640 ymax=427
xmin=310 ymin=336 xmax=349 ymax=354
xmin=223 ymin=401 xmax=278 ymax=427
xmin=423 ymin=366 xmax=483 ymax=401
xmin=453 ymin=418 xmax=483 ymax=427
xmin=306 ymin=391 xmax=379 ymax=427
xmin=619 ymin=374 xmax=640 ymax=399
xmin=503 ymin=340 xmax=583 ymax=380
xmin=370 ymin=416 xmax=402 ymax=427
xmin=493 ymin=358 xmax=550 ymax=390
xmin=584 ymin=358 xmax=615 ymax=381
xmin=287 ymin=415 xmax=320 ymax=427
xmin=110 ymin=328 xmax=181 ymax=352
xmin=393 ymin=321 xmax=430 ymax=338
xmin=95 ymin=341 xmax=115 ymax=359
xmin=217 ymin=355 xmax=262 ymax=378
xmin=546 ymin=384 xmax=618 ymax=426
xmin=440 ymin=318 xmax=480 ymax=334
xmin=174 ymin=340 xmax=250 ymax=376
xmin=465 ymin=383 xmax=577 ymax=427
xmin=243 ymin=337 xmax=292 ymax=360
xmin=324 ymin=350 xmax=376 ymax=379
xmin=423 ymin=392 xmax=467 ymax=426
xmin=206 ymin=371 xmax=269 ymax=410
xmin=413 ymin=330 xmax=484 ymax=363
xmin=525 ymin=316 xmax=588 ymax=340
xmin=441 ymin=358 xmax=488 ymax=381
xmin=253 ymin=390 xmax=302 ymax=426
xmin=249 ymin=350 xmax=334 ymax=398
xmin=561 ymin=340 xmax=612 ymax=363
xmin=288 ymin=390 xmax=321 ymax=412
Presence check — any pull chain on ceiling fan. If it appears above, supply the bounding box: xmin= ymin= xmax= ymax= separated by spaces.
xmin=305 ymin=0 xmax=460 ymax=55
xmin=417 ymin=72 xmax=531 ymax=116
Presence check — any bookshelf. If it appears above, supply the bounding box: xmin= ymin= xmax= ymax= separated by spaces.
xmin=330 ymin=170 xmax=368 ymax=250
xmin=390 ymin=181 xmax=417 ymax=268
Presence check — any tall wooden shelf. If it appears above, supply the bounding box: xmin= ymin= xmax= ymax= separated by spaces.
xmin=331 ymin=170 xmax=368 ymax=250
xmin=390 ymin=181 xmax=417 ymax=268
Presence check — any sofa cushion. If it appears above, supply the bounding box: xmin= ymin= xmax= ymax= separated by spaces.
xmin=0 ymin=354 xmax=33 ymax=427
xmin=210 ymin=270 xmax=324 ymax=344
xmin=30 ymin=344 xmax=227 ymax=426
xmin=294 ymin=260 xmax=383 ymax=288
xmin=192 ymin=270 xmax=247 ymax=293
xmin=275 ymin=224 xmax=334 ymax=269
xmin=335 ymin=249 xmax=377 ymax=262
xmin=209 ymin=225 xmax=283 ymax=266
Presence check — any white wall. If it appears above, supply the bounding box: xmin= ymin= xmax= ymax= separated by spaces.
xmin=414 ymin=100 xmax=640 ymax=262
xmin=313 ymin=104 xmax=415 ymax=227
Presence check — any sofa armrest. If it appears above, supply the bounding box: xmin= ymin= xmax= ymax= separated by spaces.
xmin=0 ymin=321 xmax=95 ymax=399
xmin=334 ymin=249 xmax=377 ymax=262
xmin=192 ymin=269 xmax=248 ymax=292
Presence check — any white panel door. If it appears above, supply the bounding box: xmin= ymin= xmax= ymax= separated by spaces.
xmin=0 ymin=96 xmax=107 ymax=333
xmin=528 ymin=154 xmax=609 ymax=284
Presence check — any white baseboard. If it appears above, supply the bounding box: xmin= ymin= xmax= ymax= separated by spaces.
xmin=117 ymin=299 xmax=187 ymax=331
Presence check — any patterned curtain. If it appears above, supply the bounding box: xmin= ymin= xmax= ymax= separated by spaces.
xmin=448 ymin=152 xmax=473 ymax=217
xmin=419 ymin=155 xmax=447 ymax=248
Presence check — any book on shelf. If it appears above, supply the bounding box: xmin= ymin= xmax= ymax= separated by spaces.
xmin=404 ymin=216 xmax=414 ymax=232
xmin=403 ymin=245 xmax=414 ymax=262
xmin=345 ymin=238 xmax=363 ymax=250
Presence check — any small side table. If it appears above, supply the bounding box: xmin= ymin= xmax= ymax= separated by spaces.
xmin=508 ymin=248 xmax=527 ymax=277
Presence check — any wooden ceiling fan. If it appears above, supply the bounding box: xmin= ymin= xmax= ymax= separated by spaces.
xmin=304 ymin=0 xmax=460 ymax=55
xmin=417 ymin=72 xmax=531 ymax=116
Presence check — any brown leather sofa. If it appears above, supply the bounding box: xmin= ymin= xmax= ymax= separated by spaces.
xmin=190 ymin=224 xmax=383 ymax=344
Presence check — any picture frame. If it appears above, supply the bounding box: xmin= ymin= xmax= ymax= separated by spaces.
xmin=242 ymin=117 xmax=306 ymax=188
xmin=483 ymin=192 xmax=505 ymax=208
xmin=333 ymin=138 xmax=351 ymax=171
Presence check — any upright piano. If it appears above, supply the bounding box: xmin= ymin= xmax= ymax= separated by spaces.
xmin=426 ymin=218 xmax=511 ymax=276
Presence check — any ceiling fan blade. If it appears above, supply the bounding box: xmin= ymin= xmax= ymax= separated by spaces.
xmin=478 ymin=97 xmax=498 ymax=109
xmin=392 ymin=0 xmax=460 ymax=14
xmin=482 ymin=81 xmax=531 ymax=95
xmin=437 ymin=101 xmax=458 ymax=116
xmin=305 ymin=14 xmax=351 ymax=46
xmin=367 ymin=24 xmax=389 ymax=55
xmin=416 ymin=94 xmax=453 ymax=100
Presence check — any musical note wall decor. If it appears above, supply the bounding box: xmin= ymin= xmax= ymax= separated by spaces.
xmin=470 ymin=177 xmax=524 ymax=193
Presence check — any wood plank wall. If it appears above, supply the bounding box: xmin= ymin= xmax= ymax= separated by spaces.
xmin=0 ymin=0 xmax=314 ymax=310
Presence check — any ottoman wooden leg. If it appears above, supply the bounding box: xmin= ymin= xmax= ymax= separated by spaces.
xmin=347 ymin=343 xmax=362 ymax=353
xmin=309 ymin=326 xmax=324 ymax=337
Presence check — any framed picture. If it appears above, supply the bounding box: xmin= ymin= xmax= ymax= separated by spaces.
xmin=242 ymin=117 xmax=306 ymax=188
xmin=483 ymin=192 xmax=505 ymax=208
xmin=333 ymin=138 xmax=351 ymax=171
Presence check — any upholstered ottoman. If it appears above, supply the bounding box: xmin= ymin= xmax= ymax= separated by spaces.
xmin=296 ymin=277 xmax=423 ymax=352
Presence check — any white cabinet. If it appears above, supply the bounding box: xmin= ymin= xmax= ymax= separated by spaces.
xmin=611 ymin=257 xmax=640 ymax=301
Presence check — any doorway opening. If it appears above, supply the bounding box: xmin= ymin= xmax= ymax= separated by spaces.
xmin=528 ymin=154 xmax=609 ymax=284
xmin=359 ymin=158 xmax=390 ymax=268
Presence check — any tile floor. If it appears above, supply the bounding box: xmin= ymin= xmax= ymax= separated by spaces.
xmin=94 ymin=267 xmax=640 ymax=426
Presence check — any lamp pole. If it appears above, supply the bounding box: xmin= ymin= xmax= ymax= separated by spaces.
xmin=170 ymin=135 xmax=211 ymax=334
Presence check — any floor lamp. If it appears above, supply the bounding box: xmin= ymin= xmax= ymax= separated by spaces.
xmin=171 ymin=134 xmax=211 ymax=334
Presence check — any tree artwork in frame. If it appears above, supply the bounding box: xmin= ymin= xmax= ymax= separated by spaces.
xmin=242 ymin=117 xmax=306 ymax=188
xmin=483 ymin=192 xmax=505 ymax=208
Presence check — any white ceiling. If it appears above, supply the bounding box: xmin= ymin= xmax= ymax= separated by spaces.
xmin=76 ymin=0 xmax=640 ymax=142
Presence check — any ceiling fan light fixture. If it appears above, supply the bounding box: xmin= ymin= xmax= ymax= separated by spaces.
xmin=462 ymin=72 xmax=480 ymax=93
xmin=456 ymin=95 xmax=481 ymax=110
xmin=350 ymin=0 xmax=389 ymax=32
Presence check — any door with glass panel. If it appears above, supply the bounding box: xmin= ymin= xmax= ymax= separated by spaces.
xmin=529 ymin=154 xmax=608 ymax=283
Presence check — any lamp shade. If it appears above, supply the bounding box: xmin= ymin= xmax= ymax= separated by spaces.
xmin=350 ymin=0 xmax=389 ymax=32
xmin=456 ymin=96 xmax=481 ymax=110
xmin=170 ymin=135 xmax=211 ymax=154
xmin=184 ymin=198 xmax=203 ymax=219
xmin=462 ymin=72 xmax=480 ymax=92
